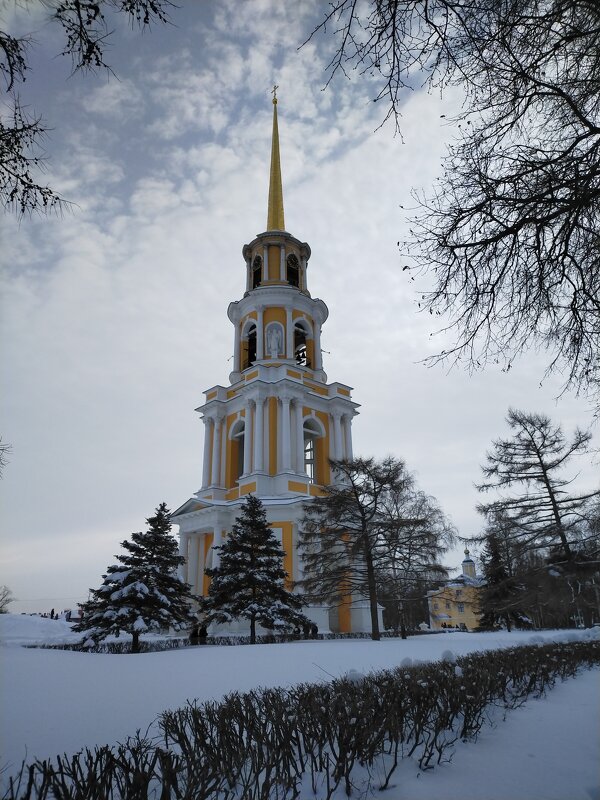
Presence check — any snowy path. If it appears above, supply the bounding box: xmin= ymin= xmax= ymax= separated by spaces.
xmin=386 ymin=667 xmax=600 ymax=800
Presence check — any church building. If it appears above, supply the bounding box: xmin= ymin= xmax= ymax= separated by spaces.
xmin=171 ymin=92 xmax=363 ymax=634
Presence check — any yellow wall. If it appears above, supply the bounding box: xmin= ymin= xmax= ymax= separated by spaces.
xmin=225 ymin=413 xmax=240 ymax=488
xmin=428 ymin=585 xmax=481 ymax=631
xmin=202 ymin=533 xmax=214 ymax=596
xmin=288 ymin=480 xmax=308 ymax=493
xmin=338 ymin=599 xmax=352 ymax=633
xmin=270 ymin=521 xmax=294 ymax=589
xmin=268 ymin=245 xmax=281 ymax=280
xmin=263 ymin=306 xmax=286 ymax=327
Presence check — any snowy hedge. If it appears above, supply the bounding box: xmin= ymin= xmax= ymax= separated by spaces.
xmin=4 ymin=641 xmax=599 ymax=800
xmin=31 ymin=629 xmax=434 ymax=655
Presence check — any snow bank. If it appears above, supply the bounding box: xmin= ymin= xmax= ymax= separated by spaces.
xmin=1 ymin=613 xmax=599 ymax=800
xmin=0 ymin=614 xmax=81 ymax=647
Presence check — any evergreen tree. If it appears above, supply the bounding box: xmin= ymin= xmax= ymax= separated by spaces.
xmin=201 ymin=495 xmax=309 ymax=643
xmin=477 ymin=513 xmax=529 ymax=632
xmin=74 ymin=503 xmax=197 ymax=653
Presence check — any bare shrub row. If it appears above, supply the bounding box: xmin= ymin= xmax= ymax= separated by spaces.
xmin=30 ymin=629 xmax=429 ymax=655
xmin=5 ymin=641 xmax=599 ymax=800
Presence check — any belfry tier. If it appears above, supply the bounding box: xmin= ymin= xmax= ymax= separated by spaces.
xmin=196 ymin=226 xmax=358 ymax=502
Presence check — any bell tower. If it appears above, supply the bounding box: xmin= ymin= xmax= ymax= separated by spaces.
xmin=172 ymin=91 xmax=360 ymax=633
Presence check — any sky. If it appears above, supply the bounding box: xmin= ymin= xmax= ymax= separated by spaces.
xmin=1 ymin=1 xmax=597 ymax=614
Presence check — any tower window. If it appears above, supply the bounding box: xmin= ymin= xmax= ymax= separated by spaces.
xmin=252 ymin=256 xmax=262 ymax=289
xmin=294 ymin=322 xmax=311 ymax=367
xmin=302 ymin=417 xmax=323 ymax=483
xmin=230 ymin=420 xmax=245 ymax=482
xmin=287 ymin=253 xmax=300 ymax=287
xmin=243 ymin=324 xmax=257 ymax=370
xmin=304 ymin=436 xmax=315 ymax=482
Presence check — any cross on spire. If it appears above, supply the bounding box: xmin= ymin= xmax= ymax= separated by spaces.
xmin=271 ymin=84 xmax=279 ymax=104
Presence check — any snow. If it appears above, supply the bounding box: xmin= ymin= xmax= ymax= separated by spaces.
xmin=1 ymin=614 xmax=599 ymax=799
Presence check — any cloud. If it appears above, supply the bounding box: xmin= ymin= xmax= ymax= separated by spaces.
xmin=81 ymin=78 xmax=144 ymax=118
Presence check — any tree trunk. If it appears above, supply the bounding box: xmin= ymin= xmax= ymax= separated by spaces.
xmin=132 ymin=630 xmax=140 ymax=654
xmin=250 ymin=614 xmax=256 ymax=644
xmin=363 ymin=535 xmax=380 ymax=641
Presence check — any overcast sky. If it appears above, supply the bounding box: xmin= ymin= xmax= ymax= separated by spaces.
xmin=1 ymin=1 xmax=597 ymax=614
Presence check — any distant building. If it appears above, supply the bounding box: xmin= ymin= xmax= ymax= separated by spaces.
xmin=427 ymin=549 xmax=484 ymax=631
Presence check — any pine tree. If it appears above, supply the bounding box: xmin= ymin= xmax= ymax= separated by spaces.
xmin=74 ymin=503 xmax=198 ymax=653
xmin=477 ymin=514 xmax=529 ymax=632
xmin=201 ymin=495 xmax=309 ymax=643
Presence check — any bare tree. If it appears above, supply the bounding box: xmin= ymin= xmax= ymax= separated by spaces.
xmin=475 ymin=409 xmax=599 ymax=563
xmin=0 ymin=584 xmax=14 ymax=613
xmin=1 ymin=0 xmax=175 ymax=215
xmin=309 ymin=1 xmax=600 ymax=405
xmin=0 ymin=436 xmax=11 ymax=477
xmin=297 ymin=456 xmax=454 ymax=640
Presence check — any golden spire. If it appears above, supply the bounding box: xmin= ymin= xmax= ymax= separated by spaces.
xmin=267 ymin=85 xmax=285 ymax=231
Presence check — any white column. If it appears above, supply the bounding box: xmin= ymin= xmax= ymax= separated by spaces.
xmin=201 ymin=417 xmax=212 ymax=488
xmin=254 ymin=396 xmax=264 ymax=471
xmin=295 ymin=402 xmax=305 ymax=473
xmin=286 ymin=308 xmax=293 ymax=359
xmin=178 ymin=534 xmax=189 ymax=583
xmin=197 ymin=534 xmax=206 ymax=596
xmin=334 ymin=413 xmax=343 ymax=460
xmin=257 ymin=306 xmax=264 ymax=360
xmin=280 ymin=245 xmax=286 ymax=280
xmin=243 ymin=401 xmax=254 ymax=475
xmin=211 ymin=415 xmax=223 ymax=486
xmin=263 ymin=245 xmax=268 ymax=281
xmin=343 ymin=414 xmax=353 ymax=461
xmin=212 ymin=528 xmax=222 ymax=570
xmin=245 ymin=257 xmax=251 ymax=293
xmin=281 ymin=396 xmax=292 ymax=471
xmin=301 ymin=255 xmax=307 ymax=292
xmin=187 ymin=535 xmax=199 ymax=593
xmin=314 ymin=320 xmax=323 ymax=371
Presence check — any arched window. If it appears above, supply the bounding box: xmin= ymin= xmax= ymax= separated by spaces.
xmin=242 ymin=323 xmax=257 ymax=370
xmin=294 ymin=320 xmax=311 ymax=367
xmin=252 ymin=255 xmax=262 ymax=289
xmin=286 ymin=253 xmax=300 ymax=287
xmin=304 ymin=436 xmax=316 ymax=481
xmin=303 ymin=417 xmax=323 ymax=483
xmin=230 ymin=419 xmax=245 ymax=482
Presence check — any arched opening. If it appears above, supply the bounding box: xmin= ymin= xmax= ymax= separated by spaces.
xmin=230 ymin=419 xmax=245 ymax=482
xmin=294 ymin=321 xmax=311 ymax=367
xmin=303 ymin=417 xmax=322 ymax=483
xmin=286 ymin=253 xmax=300 ymax=287
xmin=252 ymin=255 xmax=262 ymax=289
xmin=304 ymin=436 xmax=316 ymax=481
xmin=242 ymin=323 xmax=257 ymax=370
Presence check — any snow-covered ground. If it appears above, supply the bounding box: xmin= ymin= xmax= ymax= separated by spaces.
xmin=1 ymin=614 xmax=599 ymax=799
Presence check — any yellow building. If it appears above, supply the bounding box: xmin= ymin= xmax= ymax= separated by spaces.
xmin=172 ymin=93 xmax=368 ymax=634
xmin=427 ymin=550 xmax=483 ymax=631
